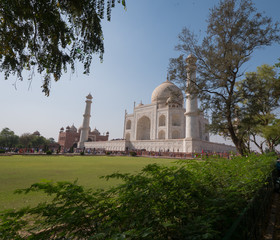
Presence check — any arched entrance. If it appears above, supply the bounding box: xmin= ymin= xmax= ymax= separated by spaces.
xmin=126 ymin=120 xmax=131 ymax=129
xmin=158 ymin=130 xmax=165 ymax=139
xmin=136 ymin=116 xmax=151 ymax=140
xmin=125 ymin=133 xmax=130 ymax=141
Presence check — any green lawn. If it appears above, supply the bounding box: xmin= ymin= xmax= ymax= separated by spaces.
xmin=0 ymin=155 xmax=175 ymax=210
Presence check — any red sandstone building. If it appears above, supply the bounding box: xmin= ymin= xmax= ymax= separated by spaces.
xmin=58 ymin=124 xmax=109 ymax=151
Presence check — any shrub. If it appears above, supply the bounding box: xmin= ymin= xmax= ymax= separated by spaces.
xmin=129 ymin=151 xmax=137 ymax=157
xmin=0 ymin=154 xmax=276 ymax=240
xmin=46 ymin=150 xmax=52 ymax=155
xmin=0 ymin=149 xmax=5 ymax=154
xmin=105 ymin=151 xmax=111 ymax=155
xmin=80 ymin=151 xmax=85 ymax=155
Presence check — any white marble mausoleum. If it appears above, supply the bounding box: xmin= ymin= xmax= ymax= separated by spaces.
xmin=78 ymin=54 xmax=236 ymax=153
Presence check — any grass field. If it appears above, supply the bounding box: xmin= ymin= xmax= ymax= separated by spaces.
xmin=0 ymin=155 xmax=175 ymax=210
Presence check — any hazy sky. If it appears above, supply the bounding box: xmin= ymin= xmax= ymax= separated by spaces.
xmin=1 ymin=0 xmax=280 ymax=145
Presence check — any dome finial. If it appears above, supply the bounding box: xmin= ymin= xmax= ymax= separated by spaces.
xmin=86 ymin=93 xmax=93 ymax=100
xmin=186 ymin=54 xmax=197 ymax=66
xmin=166 ymin=73 xmax=170 ymax=82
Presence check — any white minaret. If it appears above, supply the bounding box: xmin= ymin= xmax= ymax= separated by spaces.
xmin=78 ymin=93 xmax=93 ymax=148
xmin=185 ymin=54 xmax=199 ymax=140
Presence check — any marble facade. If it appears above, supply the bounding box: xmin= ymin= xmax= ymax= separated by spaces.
xmin=79 ymin=55 xmax=236 ymax=153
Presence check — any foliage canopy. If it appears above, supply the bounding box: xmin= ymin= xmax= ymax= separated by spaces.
xmin=0 ymin=0 xmax=126 ymax=96
xmin=237 ymin=64 xmax=280 ymax=153
xmin=0 ymin=127 xmax=56 ymax=150
xmin=168 ymin=0 xmax=280 ymax=155
xmin=0 ymin=128 xmax=19 ymax=148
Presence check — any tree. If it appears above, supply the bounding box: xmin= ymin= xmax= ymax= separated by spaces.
xmin=276 ymin=59 xmax=280 ymax=68
xmin=48 ymin=137 xmax=56 ymax=144
xmin=31 ymin=135 xmax=48 ymax=148
xmin=237 ymin=64 xmax=280 ymax=153
xmin=0 ymin=128 xmax=19 ymax=149
xmin=19 ymin=133 xmax=51 ymax=149
xmin=19 ymin=133 xmax=35 ymax=148
xmin=262 ymin=119 xmax=280 ymax=152
xmin=168 ymin=0 xmax=280 ymax=155
xmin=0 ymin=0 xmax=126 ymax=96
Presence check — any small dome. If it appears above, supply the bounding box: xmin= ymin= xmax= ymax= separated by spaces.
xmin=151 ymin=79 xmax=183 ymax=106
xmin=60 ymin=127 xmax=64 ymax=131
xmin=33 ymin=131 xmax=40 ymax=136
xmin=187 ymin=53 xmax=197 ymax=61
xmin=66 ymin=126 xmax=70 ymax=129
xmin=86 ymin=93 xmax=93 ymax=100
xmin=70 ymin=124 xmax=77 ymax=132
xmin=186 ymin=54 xmax=197 ymax=66
xmin=92 ymin=128 xmax=100 ymax=135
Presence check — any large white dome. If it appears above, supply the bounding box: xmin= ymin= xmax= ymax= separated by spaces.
xmin=151 ymin=80 xmax=183 ymax=106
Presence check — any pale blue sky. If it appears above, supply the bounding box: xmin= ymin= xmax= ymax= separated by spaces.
xmin=1 ymin=0 xmax=280 ymax=144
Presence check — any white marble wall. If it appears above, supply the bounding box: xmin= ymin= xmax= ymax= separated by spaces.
xmin=127 ymin=139 xmax=184 ymax=152
xmin=183 ymin=139 xmax=236 ymax=153
xmin=168 ymin=107 xmax=185 ymax=139
xmin=124 ymin=103 xmax=189 ymax=142
xmin=84 ymin=140 xmax=126 ymax=151
xmin=85 ymin=138 xmax=236 ymax=153
xmin=198 ymin=114 xmax=210 ymax=141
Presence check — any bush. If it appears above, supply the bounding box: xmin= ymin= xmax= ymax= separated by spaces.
xmin=46 ymin=150 xmax=52 ymax=155
xmin=80 ymin=151 xmax=85 ymax=155
xmin=105 ymin=151 xmax=111 ymax=155
xmin=129 ymin=151 xmax=137 ymax=157
xmin=0 ymin=149 xmax=5 ymax=154
xmin=0 ymin=154 xmax=276 ymax=240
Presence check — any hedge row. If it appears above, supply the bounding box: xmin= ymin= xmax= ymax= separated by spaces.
xmin=0 ymin=154 xmax=276 ymax=239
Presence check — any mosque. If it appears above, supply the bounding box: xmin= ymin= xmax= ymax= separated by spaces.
xmin=70 ymin=54 xmax=236 ymax=153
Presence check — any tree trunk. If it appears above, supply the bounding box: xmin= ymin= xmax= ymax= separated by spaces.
xmin=228 ymin=129 xmax=246 ymax=155
xmin=251 ymin=134 xmax=264 ymax=154
xmin=226 ymin=105 xmax=248 ymax=155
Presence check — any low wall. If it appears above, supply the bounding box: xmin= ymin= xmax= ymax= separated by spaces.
xmin=188 ymin=139 xmax=236 ymax=153
xmin=84 ymin=140 xmax=126 ymax=151
xmin=127 ymin=139 xmax=184 ymax=152
xmin=84 ymin=139 xmax=236 ymax=153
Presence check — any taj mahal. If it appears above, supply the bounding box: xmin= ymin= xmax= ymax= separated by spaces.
xmin=59 ymin=54 xmax=235 ymax=153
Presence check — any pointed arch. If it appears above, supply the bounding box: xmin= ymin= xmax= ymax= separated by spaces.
xmin=136 ymin=116 xmax=151 ymax=140
xmin=158 ymin=130 xmax=165 ymax=139
xmin=126 ymin=120 xmax=131 ymax=129
xmin=159 ymin=115 xmax=166 ymax=126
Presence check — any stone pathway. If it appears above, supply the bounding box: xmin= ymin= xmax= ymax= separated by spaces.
xmin=263 ymin=192 xmax=280 ymax=240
